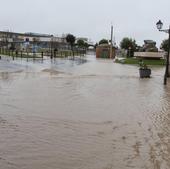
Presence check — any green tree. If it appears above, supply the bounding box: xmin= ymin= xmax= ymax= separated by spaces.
xmin=94 ymin=43 xmax=98 ymax=49
xmin=160 ymin=39 xmax=169 ymax=52
xmin=99 ymin=39 xmax=108 ymax=45
xmin=77 ymin=39 xmax=85 ymax=48
xmin=120 ymin=37 xmax=137 ymax=57
xmin=66 ymin=34 xmax=76 ymax=50
xmin=84 ymin=42 xmax=89 ymax=49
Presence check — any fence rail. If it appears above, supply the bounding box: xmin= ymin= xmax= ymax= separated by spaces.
xmin=0 ymin=48 xmax=86 ymax=61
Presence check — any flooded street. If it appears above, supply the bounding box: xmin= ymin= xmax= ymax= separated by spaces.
xmin=0 ymin=55 xmax=170 ymax=169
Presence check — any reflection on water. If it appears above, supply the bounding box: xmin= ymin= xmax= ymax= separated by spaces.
xmin=0 ymin=55 xmax=170 ymax=169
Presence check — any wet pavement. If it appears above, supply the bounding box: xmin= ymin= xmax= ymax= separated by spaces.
xmin=0 ymin=55 xmax=170 ymax=169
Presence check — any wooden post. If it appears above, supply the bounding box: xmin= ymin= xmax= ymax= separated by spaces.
xmin=41 ymin=52 xmax=43 ymax=59
xmin=73 ymin=50 xmax=74 ymax=60
xmin=33 ymin=52 xmax=35 ymax=61
xmin=54 ymin=51 xmax=56 ymax=58
xmin=15 ymin=50 xmax=18 ymax=58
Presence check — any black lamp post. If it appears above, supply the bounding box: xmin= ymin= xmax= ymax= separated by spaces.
xmin=156 ymin=20 xmax=170 ymax=85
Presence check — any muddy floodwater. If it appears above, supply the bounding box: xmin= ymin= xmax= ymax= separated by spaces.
xmin=0 ymin=55 xmax=170 ymax=169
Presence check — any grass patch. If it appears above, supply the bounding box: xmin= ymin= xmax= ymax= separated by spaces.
xmin=115 ymin=57 xmax=166 ymax=66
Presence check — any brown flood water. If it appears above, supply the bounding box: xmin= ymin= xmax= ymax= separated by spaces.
xmin=0 ymin=55 xmax=170 ymax=169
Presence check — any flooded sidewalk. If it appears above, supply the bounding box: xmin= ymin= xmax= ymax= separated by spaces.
xmin=0 ymin=55 xmax=170 ymax=169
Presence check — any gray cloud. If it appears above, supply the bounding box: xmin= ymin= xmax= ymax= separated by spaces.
xmin=0 ymin=0 xmax=170 ymax=47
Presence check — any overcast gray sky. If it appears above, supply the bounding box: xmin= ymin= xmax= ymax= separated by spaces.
xmin=0 ymin=0 xmax=170 ymax=47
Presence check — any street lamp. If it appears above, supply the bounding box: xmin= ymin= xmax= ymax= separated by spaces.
xmin=156 ymin=20 xmax=163 ymax=30
xmin=156 ymin=20 xmax=170 ymax=85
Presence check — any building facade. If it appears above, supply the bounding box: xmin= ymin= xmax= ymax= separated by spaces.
xmin=0 ymin=31 xmax=68 ymax=52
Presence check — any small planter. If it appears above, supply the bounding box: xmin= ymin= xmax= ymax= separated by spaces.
xmin=139 ymin=68 xmax=151 ymax=78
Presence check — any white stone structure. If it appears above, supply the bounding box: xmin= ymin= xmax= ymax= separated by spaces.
xmin=134 ymin=52 xmax=165 ymax=59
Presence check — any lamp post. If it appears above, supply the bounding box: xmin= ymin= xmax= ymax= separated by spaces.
xmin=156 ymin=20 xmax=170 ymax=85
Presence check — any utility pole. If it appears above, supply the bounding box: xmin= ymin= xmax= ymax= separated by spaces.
xmin=110 ymin=25 xmax=113 ymax=59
